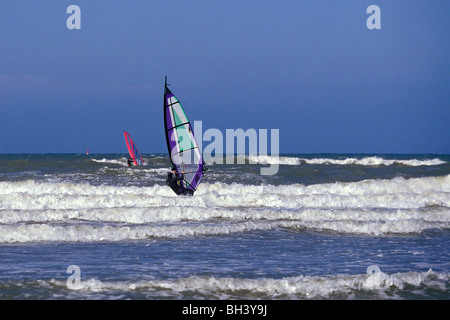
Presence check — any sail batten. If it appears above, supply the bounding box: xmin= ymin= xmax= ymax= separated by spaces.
xmin=164 ymin=77 xmax=205 ymax=194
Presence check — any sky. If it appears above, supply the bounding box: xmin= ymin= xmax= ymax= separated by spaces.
xmin=0 ymin=1 xmax=449 ymax=154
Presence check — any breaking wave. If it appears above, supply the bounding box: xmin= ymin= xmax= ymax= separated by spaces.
xmin=2 ymin=269 xmax=447 ymax=300
xmin=0 ymin=174 xmax=449 ymax=242
xmin=91 ymin=157 xmax=129 ymax=166
xmin=246 ymin=155 xmax=446 ymax=166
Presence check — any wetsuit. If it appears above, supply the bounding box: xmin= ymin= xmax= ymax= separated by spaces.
xmin=166 ymin=171 xmax=194 ymax=196
xmin=166 ymin=171 xmax=183 ymax=195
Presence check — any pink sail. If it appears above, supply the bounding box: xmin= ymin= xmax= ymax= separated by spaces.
xmin=123 ymin=131 xmax=144 ymax=166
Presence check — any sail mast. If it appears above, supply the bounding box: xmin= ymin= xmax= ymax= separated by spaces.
xmin=163 ymin=76 xmax=174 ymax=168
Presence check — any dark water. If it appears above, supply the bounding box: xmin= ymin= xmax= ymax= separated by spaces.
xmin=0 ymin=154 xmax=449 ymax=299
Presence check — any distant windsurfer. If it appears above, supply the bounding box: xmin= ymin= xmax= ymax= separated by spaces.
xmin=127 ymin=158 xmax=134 ymax=167
xmin=166 ymin=168 xmax=194 ymax=196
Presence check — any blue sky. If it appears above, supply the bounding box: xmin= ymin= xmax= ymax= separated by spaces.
xmin=0 ymin=1 xmax=448 ymax=154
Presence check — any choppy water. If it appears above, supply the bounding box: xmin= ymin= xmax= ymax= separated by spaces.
xmin=0 ymin=153 xmax=449 ymax=300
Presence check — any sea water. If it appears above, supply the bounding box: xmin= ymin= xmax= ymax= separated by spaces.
xmin=0 ymin=154 xmax=449 ymax=300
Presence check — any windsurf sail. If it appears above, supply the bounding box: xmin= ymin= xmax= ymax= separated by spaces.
xmin=123 ymin=131 xmax=144 ymax=166
xmin=164 ymin=77 xmax=205 ymax=194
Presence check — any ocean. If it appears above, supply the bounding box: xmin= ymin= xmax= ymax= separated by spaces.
xmin=0 ymin=153 xmax=449 ymax=301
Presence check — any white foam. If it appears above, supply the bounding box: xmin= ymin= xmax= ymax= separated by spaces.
xmin=246 ymin=155 xmax=301 ymax=165
xmin=2 ymin=215 xmax=448 ymax=243
xmin=245 ymin=155 xmax=446 ymax=167
xmin=0 ymin=221 xmax=284 ymax=243
xmin=2 ymin=176 xmax=449 ymax=212
xmin=91 ymin=158 xmax=129 ymax=166
xmin=0 ymin=175 xmax=448 ymax=242
xmin=39 ymin=269 xmax=449 ymax=299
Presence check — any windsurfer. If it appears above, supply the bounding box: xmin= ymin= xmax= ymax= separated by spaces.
xmin=166 ymin=169 xmax=182 ymax=195
xmin=127 ymin=158 xmax=134 ymax=166
xmin=166 ymin=168 xmax=194 ymax=196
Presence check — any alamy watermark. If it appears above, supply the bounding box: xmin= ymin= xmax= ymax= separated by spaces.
xmin=171 ymin=121 xmax=280 ymax=175
xmin=364 ymin=265 xmax=385 ymax=289
xmin=66 ymin=265 xmax=81 ymax=290
xmin=65 ymin=4 xmax=381 ymax=31
xmin=366 ymin=5 xmax=381 ymax=30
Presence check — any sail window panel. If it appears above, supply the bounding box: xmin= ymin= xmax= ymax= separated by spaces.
xmin=172 ymin=103 xmax=189 ymax=125
xmin=176 ymin=149 xmax=199 ymax=169
xmin=168 ymin=96 xmax=179 ymax=106
xmin=184 ymin=170 xmax=196 ymax=187
xmin=172 ymin=106 xmax=185 ymax=127
xmin=171 ymin=154 xmax=183 ymax=168
xmin=175 ymin=124 xmax=195 ymax=152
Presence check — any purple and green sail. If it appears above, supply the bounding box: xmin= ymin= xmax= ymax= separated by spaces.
xmin=164 ymin=77 xmax=205 ymax=193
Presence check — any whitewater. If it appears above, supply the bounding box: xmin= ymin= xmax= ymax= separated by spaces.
xmin=0 ymin=153 xmax=448 ymax=300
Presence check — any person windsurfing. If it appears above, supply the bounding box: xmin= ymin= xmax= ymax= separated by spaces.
xmin=163 ymin=77 xmax=205 ymax=196
xmin=127 ymin=157 xmax=134 ymax=167
xmin=166 ymin=167 xmax=194 ymax=196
